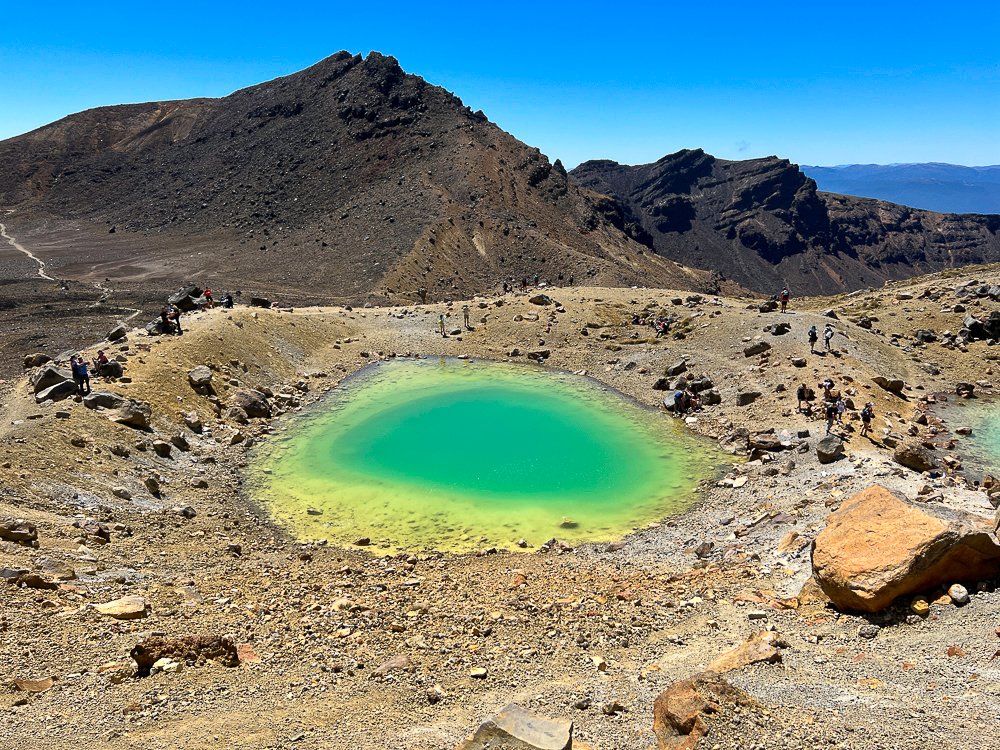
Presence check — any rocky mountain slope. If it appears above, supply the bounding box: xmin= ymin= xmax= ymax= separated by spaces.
xmin=572 ymin=149 xmax=1000 ymax=295
xmin=0 ymin=52 xmax=714 ymax=303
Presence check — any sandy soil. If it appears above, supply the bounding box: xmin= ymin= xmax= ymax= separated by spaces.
xmin=1 ymin=267 xmax=999 ymax=750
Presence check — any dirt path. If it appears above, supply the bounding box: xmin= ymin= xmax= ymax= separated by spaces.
xmin=0 ymin=216 xmax=55 ymax=280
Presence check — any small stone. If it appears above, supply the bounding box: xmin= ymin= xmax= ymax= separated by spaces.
xmin=858 ymin=624 xmax=880 ymax=639
xmin=948 ymin=583 xmax=969 ymax=605
xmin=910 ymin=597 xmax=930 ymax=617
xmin=469 ymin=667 xmax=488 ymax=679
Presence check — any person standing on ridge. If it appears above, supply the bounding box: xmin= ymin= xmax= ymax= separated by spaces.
xmin=823 ymin=324 xmax=835 ymax=351
xmin=779 ymin=287 xmax=790 ymax=313
xmin=808 ymin=324 xmax=818 ymax=353
xmin=438 ymin=314 xmax=446 ymax=338
xmin=462 ymin=304 xmax=471 ymax=329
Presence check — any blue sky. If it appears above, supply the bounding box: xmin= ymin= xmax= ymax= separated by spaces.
xmin=1 ymin=1 xmax=998 ymax=167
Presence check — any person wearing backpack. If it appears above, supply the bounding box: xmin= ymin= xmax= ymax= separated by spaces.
xmin=780 ymin=287 xmax=790 ymax=313
xmin=823 ymin=324 xmax=835 ymax=351
xmin=808 ymin=325 xmax=818 ymax=353
xmin=860 ymin=402 xmax=874 ymax=438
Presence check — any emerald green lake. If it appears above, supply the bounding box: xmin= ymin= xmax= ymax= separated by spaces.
xmin=251 ymin=358 xmax=721 ymax=552
xmin=944 ymin=398 xmax=1000 ymax=478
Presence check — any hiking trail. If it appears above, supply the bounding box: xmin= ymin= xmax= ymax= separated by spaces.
xmin=0 ymin=216 xmax=54 ymax=281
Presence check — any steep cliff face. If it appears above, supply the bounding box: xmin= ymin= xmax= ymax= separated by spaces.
xmin=0 ymin=53 xmax=712 ymax=301
xmin=572 ymin=150 xmax=1000 ymax=294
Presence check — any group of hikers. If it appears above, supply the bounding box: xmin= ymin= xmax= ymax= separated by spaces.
xmin=69 ymin=349 xmax=116 ymax=395
xmin=807 ymin=323 xmax=837 ymax=353
xmin=159 ymin=289 xmax=234 ymax=335
xmin=499 ymin=272 xmax=573 ymax=296
xmin=632 ymin=313 xmax=674 ymax=338
xmin=437 ymin=305 xmax=474 ymax=337
xmin=797 ymin=378 xmax=875 ymax=438
xmin=671 ymin=388 xmax=703 ymax=416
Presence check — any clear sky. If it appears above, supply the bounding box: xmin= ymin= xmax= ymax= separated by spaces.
xmin=2 ymin=1 xmax=998 ymax=168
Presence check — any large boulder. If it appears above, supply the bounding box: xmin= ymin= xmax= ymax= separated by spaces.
xmin=0 ymin=518 xmax=38 ymax=545
xmin=816 ymin=436 xmax=845 ymax=463
xmin=106 ymin=323 xmax=128 ymax=342
xmin=22 ymin=353 xmax=51 ymax=369
xmin=35 ymin=380 xmax=78 ymax=403
xmin=98 ymin=360 xmax=125 ymax=378
xmin=83 ymin=392 xmax=125 ymax=410
xmin=167 ymin=285 xmax=203 ymax=312
xmin=188 ymin=365 xmax=214 ymax=390
xmin=653 ymin=676 xmax=752 ymax=750
xmin=743 ymin=341 xmax=771 ymax=357
xmin=811 ymin=485 xmax=1000 ymax=612
xmin=113 ymin=400 xmax=152 ymax=429
xmin=528 ymin=294 xmax=553 ymax=306
xmin=893 ymin=440 xmax=937 ymax=472
xmin=872 ymin=376 xmax=905 ymax=395
xmin=30 ymin=366 xmax=71 ymax=393
xmin=232 ymin=389 xmax=271 ymax=418
xmin=455 ymin=704 xmax=572 ymax=750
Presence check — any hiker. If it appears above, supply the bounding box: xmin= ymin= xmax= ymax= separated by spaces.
xmin=463 ymin=304 xmax=471 ymax=329
xmin=860 ymin=402 xmax=874 ymax=437
xmin=169 ymin=305 xmax=184 ymax=335
xmin=533 ymin=273 xmax=539 ymax=287
xmin=204 ymin=288 xmax=214 ymax=308
xmin=825 ymin=401 xmax=837 ymax=435
xmin=521 ymin=278 xmax=528 ymax=292
xmin=808 ymin=325 xmax=818 ymax=353
xmin=835 ymin=397 xmax=847 ymax=422
xmin=70 ymin=356 xmax=91 ymax=395
xmin=222 ymin=294 xmax=234 ymax=309
xmin=672 ymin=390 xmax=685 ymax=416
xmin=92 ymin=350 xmax=110 ymax=376
xmin=418 ymin=287 xmax=427 ymax=304
xmin=796 ymin=383 xmax=809 ymax=412
xmin=438 ymin=314 xmax=446 ymax=338
xmin=160 ymin=305 xmax=172 ymax=333
xmin=820 ymin=378 xmax=835 ymax=402
xmin=823 ymin=324 xmax=834 ymax=351
xmin=779 ymin=287 xmax=790 ymax=313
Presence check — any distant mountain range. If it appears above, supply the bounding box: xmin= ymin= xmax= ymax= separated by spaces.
xmin=801 ymin=163 xmax=1000 ymax=215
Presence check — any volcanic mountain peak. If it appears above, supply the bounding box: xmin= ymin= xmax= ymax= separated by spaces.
xmin=0 ymin=52 xmax=716 ymax=302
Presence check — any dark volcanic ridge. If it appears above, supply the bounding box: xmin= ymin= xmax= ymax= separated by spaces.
xmin=0 ymin=52 xmax=714 ymax=304
xmin=571 ymin=149 xmax=1000 ymax=295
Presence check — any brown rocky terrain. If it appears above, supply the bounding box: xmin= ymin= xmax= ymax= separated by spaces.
xmin=571 ymin=150 xmax=1000 ymax=295
xmin=2 ymin=260 xmax=998 ymax=749
xmin=0 ymin=52 xmax=717 ymax=305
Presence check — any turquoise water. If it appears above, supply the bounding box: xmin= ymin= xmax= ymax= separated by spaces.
xmin=948 ymin=398 xmax=1000 ymax=477
xmin=250 ymin=358 xmax=721 ymax=551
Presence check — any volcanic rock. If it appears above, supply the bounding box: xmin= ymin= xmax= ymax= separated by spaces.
xmin=816 ymin=436 xmax=845 ymax=463
xmin=893 ymin=441 xmax=937 ymax=472
xmin=112 ymin=400 xmax=152 ymax=429
xmin=232 ymin=389 xmax=271 ymax=418
xmin=92 ymin=596 xmax=150 ymax=620
xmin=811 ymin=485 xmax=1000 ymax=612
xmin=35 ymin=380 xmax=77 ymax=403
xmin=455 ymin=703 xmax=572 ymax=750
xmin=0 ymin=518 xmax=38 ymax=545
xmin=83 ymin=391 xmax=125 ymax=410
xmin=30 ymin=365 xmax=71 ymax=393
xmin=130 ymin=635 xmax=239 ymax=676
